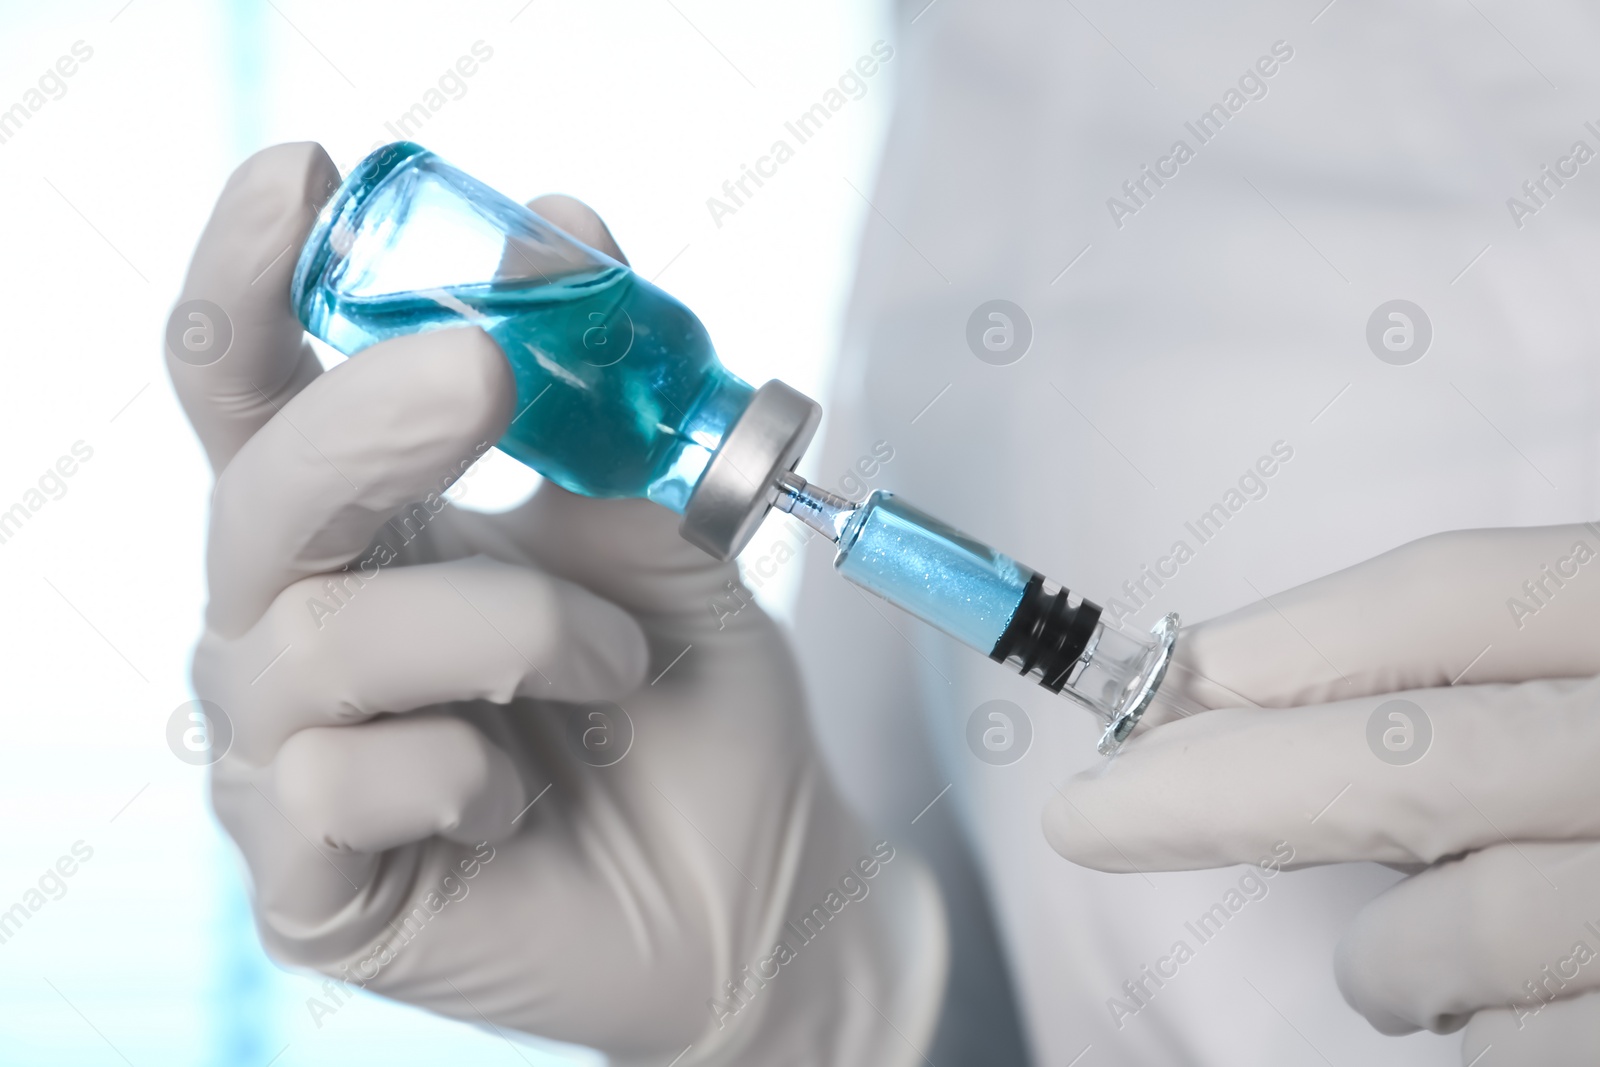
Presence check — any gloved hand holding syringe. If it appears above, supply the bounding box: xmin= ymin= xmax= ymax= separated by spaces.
xmin=297 ymin=141 xmax=1190 ymax=753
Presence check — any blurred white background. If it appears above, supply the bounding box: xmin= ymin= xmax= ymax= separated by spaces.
xmin=0 ymin=2 xmax=890 ymax=1062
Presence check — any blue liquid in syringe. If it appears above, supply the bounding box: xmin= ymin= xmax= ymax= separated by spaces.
xmin=836 ymin=493 xmax=1031 ymax=652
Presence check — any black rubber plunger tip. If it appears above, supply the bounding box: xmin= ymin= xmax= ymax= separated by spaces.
xmin=989 ymin=573 xmax=1102 ymax=692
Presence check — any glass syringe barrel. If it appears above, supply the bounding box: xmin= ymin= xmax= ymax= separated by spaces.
xmin=773 ymin=473 xmax=1180 ymax=755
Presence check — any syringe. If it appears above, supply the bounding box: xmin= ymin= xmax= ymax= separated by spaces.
xmin=772 ymin=472 xmax=1184 ymax=754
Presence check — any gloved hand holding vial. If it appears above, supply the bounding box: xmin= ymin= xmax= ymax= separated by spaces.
xmin=172 ymin=142 xmax=943 ymax=1063
xmin=293 ymin=141 xmax=1191 ymax=753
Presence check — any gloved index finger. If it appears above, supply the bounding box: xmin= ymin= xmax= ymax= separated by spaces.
xmin=1165 ymin=525 xmax=1600 ymax=714
xmin=168 ymin=142 xmax=339 ymax=472
xmin=1043 ymin=675 xmax=1600 ymax=873
xmin=205 ymin=326 xmax=513 ymax=638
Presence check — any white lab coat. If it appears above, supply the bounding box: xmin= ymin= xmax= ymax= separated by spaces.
xmin=792 ymin=2 xmax=1600 ymax=1063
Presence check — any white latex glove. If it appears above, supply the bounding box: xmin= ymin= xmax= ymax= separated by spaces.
xmin=168 ymin=143 xmax=944 ymax=1066
xmin=1042 ymin=524 xmax=1600 ymax=1065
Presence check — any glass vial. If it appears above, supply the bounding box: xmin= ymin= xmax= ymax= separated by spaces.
xmin=291 ymin=141 xmax=817 ymax=561
xmin=775 ymin=475 xmax=1182 ymax=754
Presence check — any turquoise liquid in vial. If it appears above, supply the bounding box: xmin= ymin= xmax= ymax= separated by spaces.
xmin=292 ymin=142 xmax=754 ymax=513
